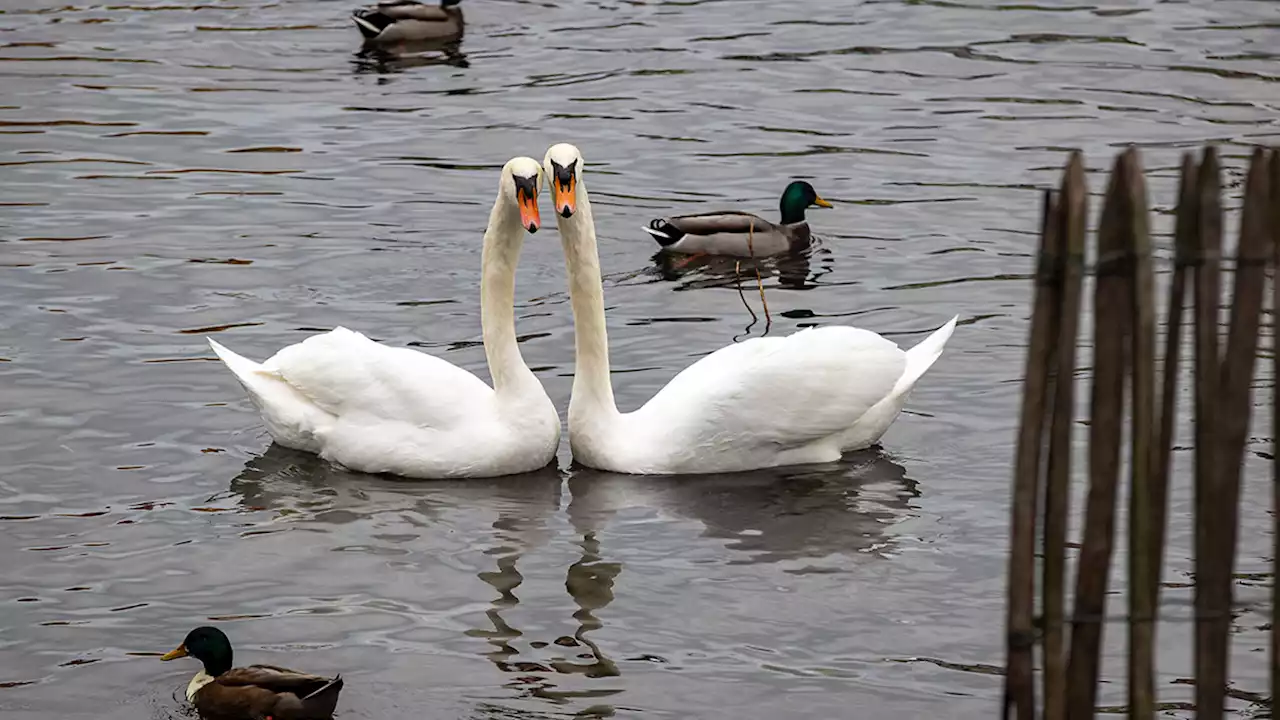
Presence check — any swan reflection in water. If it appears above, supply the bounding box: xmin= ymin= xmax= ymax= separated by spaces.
xmin=565 ymin=449 xmax=917 ymax=564
xmin=226 ymin=445 xmax=916 ymax=713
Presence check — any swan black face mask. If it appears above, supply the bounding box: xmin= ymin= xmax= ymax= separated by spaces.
xmin=549 ymin=159 xmax=577 ymax=218
xmin=512 ymin=174 xmax=540 ymax=233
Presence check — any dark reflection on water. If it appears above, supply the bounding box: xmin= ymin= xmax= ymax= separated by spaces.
xmin=647 ymin=246 xmax=831 ymax=291
xmin=1 ymin=0 xmax=1277 ymax=717
xmin=352 ymin=38 xmax=470 ymax=74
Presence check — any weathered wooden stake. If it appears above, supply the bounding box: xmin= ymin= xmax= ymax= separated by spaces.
xmin=1123 ymin=147 xmax=1157 ymax=720
xmin=1270 ymin=147 xmax=1280 ymax=720
xmin=1192 ymin=146 xmax=1225 ymax=719
xmin=1041 ymin=152 xmax=1086 ymax=720
xmin=1202 ymin=149 xmax=1272 ymax=718
xmin=1005 ymin=182 xmax=1067 ymax=720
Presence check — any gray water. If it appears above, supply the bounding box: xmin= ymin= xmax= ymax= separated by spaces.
xmin=2 ymin=0 xmax=1278 ymax=717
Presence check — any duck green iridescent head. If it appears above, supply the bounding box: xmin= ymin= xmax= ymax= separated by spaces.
xmin=161 ymin=626 xmax=234 ymax=677
xmin=779 ymin=181 xmax=832 ymax=224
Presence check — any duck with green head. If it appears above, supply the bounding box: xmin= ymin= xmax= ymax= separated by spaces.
xmin=642 ymin=180 xmax=833 ymax=257
xmin=162 ymin=626 xmax=344 ymax=720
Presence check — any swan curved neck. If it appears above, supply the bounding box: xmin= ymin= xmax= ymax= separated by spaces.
xmin=480 ymin=190 xmax=537 ymax=397
xmin=558 ymin=182 xmax=618 ymax=420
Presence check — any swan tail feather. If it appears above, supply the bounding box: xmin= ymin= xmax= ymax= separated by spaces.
xmin=893 ymin=315 xmax=958 ymax=396
xmin=208 ymin=338 xmax=327 ymax=453
xmin=208 ymin=338 xmax=270 ymax=382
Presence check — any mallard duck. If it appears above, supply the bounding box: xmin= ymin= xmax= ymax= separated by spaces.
xmin=641 ymin=180 xmax=833 ymax=257
xmin=546 ymin=143 xmax=956 ymax=474
xmin=351 ymin=0 xmax=463 ymax=44
xmin=162 ymin=626 xmax=344 ymax=720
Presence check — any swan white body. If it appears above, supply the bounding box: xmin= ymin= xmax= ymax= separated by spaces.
xmin=544 ymin=143 xmax=957 ymax=475
xmin=208 ymin=158 xmax=560 ymax=479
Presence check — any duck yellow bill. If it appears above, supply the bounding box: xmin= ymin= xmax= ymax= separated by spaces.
xmin=518 ymin=187 xmax=540 ymax=233
xmin=814 ymin=195 xmax=833 ymax=208
xmin=553 ymin=176 xmax=576 ymax=217
xmin=161 ymin=644 xmax=188 ymax=661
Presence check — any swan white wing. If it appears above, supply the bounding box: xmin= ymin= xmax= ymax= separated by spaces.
xmin=264 ymin=327 xmax=496 ymax=429
xmin=634 ymin=326 xmax=907 ymax=449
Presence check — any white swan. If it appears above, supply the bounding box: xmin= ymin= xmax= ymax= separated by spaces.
xmin=208 ymin=157 xmax=561 ymax=479
xmin=543 ymin=143 xmax=957 ymax=475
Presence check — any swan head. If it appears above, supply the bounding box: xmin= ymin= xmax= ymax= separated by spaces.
xmin=503 ymin=156 xmax=543 ymax=233
xmin=543 ymin=143 xmax=583 ymax=219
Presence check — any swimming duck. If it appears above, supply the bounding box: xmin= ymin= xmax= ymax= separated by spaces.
xmin=162 ymin=626 xmax=344 ymax=720
xmin=351 ymin=0 xmax=463 ymax=44
xmin=642 ymin=180 xmax=833 ymax=257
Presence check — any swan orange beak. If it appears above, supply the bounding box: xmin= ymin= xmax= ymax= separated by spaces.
xmin=517 ymin=186 xmax=540 ymax=233
xmin=161 ymin=644 xmax=188 ymax=661
xmin=553 ymin=175 xmax=576 ymax=218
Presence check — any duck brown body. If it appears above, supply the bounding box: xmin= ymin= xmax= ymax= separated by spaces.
xmin=163 ymin=627 xmax=343 ymax=720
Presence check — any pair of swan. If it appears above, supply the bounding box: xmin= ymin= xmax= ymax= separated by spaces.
xmin=210 ymin=144 xmax=958 ymax=479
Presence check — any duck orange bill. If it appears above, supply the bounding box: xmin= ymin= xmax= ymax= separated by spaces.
xmin=518 ymin=187 xmax=540 ymax=232
xmin=814 ymin=195 xmax=833 ymax=208
xmin=161 ymin=644 xmax=188 ymax=661
xmin=553 ymin=176 xmax=576 ymax=217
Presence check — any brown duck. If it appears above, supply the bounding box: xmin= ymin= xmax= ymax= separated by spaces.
xmin=162 ymin=626 xmax=343 ymax=720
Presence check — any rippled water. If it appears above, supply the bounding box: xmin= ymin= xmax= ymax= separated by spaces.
xmin=1 ymin=0 xmax=1278 ymax=717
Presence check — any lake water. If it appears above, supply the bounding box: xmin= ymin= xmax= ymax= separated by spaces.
xmin=1 ymin=0 xmax=1278 ymax=717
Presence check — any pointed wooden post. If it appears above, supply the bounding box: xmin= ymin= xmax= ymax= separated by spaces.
xmin=1041 ymin=153 xmax=1086 ymax=720
xmin=1270 ymin=147 xmax=1280 ymax=720
xmin=1192 ymin=146 xmax=1224 ymax=718
xmin=1005 ymin=182 xmax=1067 ymax=720
xmin=1123 ymin=147 xmax=1157 ymax=720
xmin=1066 ymin=150 xmax=1135 ymax=720
xmin=1137 ymin=152 xmax=1198 ymax=718
xmin=1198 ymin=148 xmax=1272 ymax=717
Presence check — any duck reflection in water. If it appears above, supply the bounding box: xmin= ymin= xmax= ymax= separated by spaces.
xmin=352 ymin=37 xmax=469 ymax=73
xmin=649 ymin=244 xmax=833 ymax=290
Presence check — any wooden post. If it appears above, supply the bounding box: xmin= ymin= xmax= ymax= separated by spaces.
xmin=1041 ymin=153 xmax=1086 ymax=720
xmin=1065 ymin=150 xmax=1134 ymax=720
xmin=1270 ymin=147 xmax=1280 ymax=720
xmin=1137 ymin=152 xmax=1198 ymax=718
xmin=1122 ymin=147 xmax=1157 ymax=720
xmin=1004 ymin=183 xmax=1067 ymax=720
xmin=1199 ymin=148 xmax=1272 ymax=716
xmin=1192 ymin=146 xmax=1224 ymax=719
